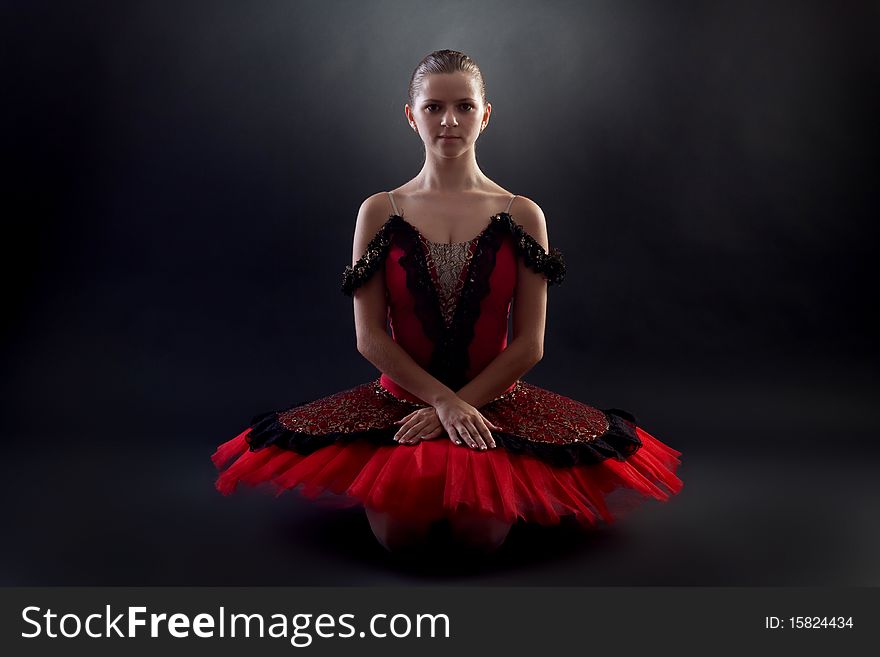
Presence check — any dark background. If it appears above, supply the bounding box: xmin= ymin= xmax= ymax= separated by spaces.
xmin=2 ymin=0 xmax=878 ymax=585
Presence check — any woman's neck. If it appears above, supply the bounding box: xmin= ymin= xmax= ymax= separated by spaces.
xmin=411 ymin=150 xmax=489 ymax=192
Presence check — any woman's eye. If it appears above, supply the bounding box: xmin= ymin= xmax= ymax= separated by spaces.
xmin=424 ymin=103 xmax=473 ymax=111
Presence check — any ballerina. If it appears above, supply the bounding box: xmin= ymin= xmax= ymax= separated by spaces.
xmin=211 ymin=49 xmax=683 ymax=558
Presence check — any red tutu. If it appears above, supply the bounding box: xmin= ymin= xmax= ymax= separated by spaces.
xmin=213 ymin=203 xmax=683 ymax=527
xmin=211 ymin=379 xmax=683 ymax=528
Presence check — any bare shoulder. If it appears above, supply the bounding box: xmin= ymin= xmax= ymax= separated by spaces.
xmin=509 ymin=195 xmax=549 ymax=250
xmin=350 ymin=192 xmax=395 ymax=263
xmin=355 ymin=191 xmax=395 ymax=233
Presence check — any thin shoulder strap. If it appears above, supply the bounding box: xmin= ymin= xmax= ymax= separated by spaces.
xmin=505 ymin=194 xmax=517 ymax=214
xmin=387 ymin=191 xmax=401 ymax=216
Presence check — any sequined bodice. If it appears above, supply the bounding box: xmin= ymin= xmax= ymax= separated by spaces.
xmin=421 ymin=238 xmax=477 ymax=327
xmin=341 ymin=212 xmax=566 ymax=393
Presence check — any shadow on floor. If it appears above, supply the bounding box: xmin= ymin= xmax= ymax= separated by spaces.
xmin=272 ymin=506 xmax=626 ymax=580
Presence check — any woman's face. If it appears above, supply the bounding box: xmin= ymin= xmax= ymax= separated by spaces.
xmin=406 ymin=72 xmax=490 ymax=157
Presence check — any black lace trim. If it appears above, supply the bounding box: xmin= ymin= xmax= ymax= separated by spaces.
xmin=245 ymin=406 xmax=641 ymax=467
xmin=435 ymin=218 xmax=506 ymax=390
xmin=341 ymin=211 xmax=566 ymax=296
xmin=496 ymin=212 xmax=567 ymax=285
xmin=246 ymin=408 xmax=391 ymax=455
xmin=341 ymin=218 xmax=394 ymax=296
xmin=493 ymin=409 xmax=642 ymax=467
xmin=392 ymin=217 xmax=451 ymax=383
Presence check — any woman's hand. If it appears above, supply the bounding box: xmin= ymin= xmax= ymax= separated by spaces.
xmin=393 ymin=407 xmax=443 ymax=445
xmin=432 ymin=396 xmax=501 ymax=450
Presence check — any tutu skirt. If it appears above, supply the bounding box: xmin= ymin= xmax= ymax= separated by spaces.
xmin=212 ymin=379 xmax=683 ymax=527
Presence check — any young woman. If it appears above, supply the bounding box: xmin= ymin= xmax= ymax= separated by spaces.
xmin=212 ymin=49 xmax=683 ymax=557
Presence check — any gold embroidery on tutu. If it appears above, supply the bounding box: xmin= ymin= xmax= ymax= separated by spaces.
xmin=277 ymin=381 xmax=410 ymax=434
xmin=278 ymin=379 xmax=609 ymax=446
xmin=481 ymin=381 xmax=610 ymax=444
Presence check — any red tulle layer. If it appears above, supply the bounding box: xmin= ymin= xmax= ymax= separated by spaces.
xmin=211 ymin=426 xmax=683 ymax=528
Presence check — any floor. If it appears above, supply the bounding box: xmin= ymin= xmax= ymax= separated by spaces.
xmin=3 ymin=420 xmax=878 ymax=586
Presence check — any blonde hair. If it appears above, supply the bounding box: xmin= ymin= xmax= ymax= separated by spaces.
xmin=408 ymin=49 xmax=487 ymax=106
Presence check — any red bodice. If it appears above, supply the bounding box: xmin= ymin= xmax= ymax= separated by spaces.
xmin=342 ymin=212 xmax=566 ymax=404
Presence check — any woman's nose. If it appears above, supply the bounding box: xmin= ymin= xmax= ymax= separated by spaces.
xmin=441 ymin=113 xmax=458 ymax=127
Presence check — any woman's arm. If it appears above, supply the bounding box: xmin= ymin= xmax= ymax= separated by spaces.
xmin=455 ymin=197 xmax=550 ymax=408
xmin=351 ymin=194 xmax=458 ymax=406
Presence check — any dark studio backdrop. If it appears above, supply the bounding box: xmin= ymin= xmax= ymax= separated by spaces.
xmin=2 ymin=0 xmax=878 ymax=585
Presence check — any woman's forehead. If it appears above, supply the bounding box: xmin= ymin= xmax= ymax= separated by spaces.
xmin=416 ymin=73 xmax=478 ymax=101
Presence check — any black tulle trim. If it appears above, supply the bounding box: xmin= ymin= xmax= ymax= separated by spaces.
xmin=495 ymin=212 xmax=567 ymax=286
xmin=244 ymin=407 xmax=641 ymax=467
xmin=341 ymin=211 xmax=567 ymax=296
xmin=246 ymin=408 xmax=392 ymax=454
xmin=439 ymin=221 xmax=505 ymax=390
xmin=393 ymin=219 xmax=451 ymax=384
xmin=492 ymin=410 xmax=642 ymax=467
xmin=341 ymin=219 xmax=394 ymax=296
